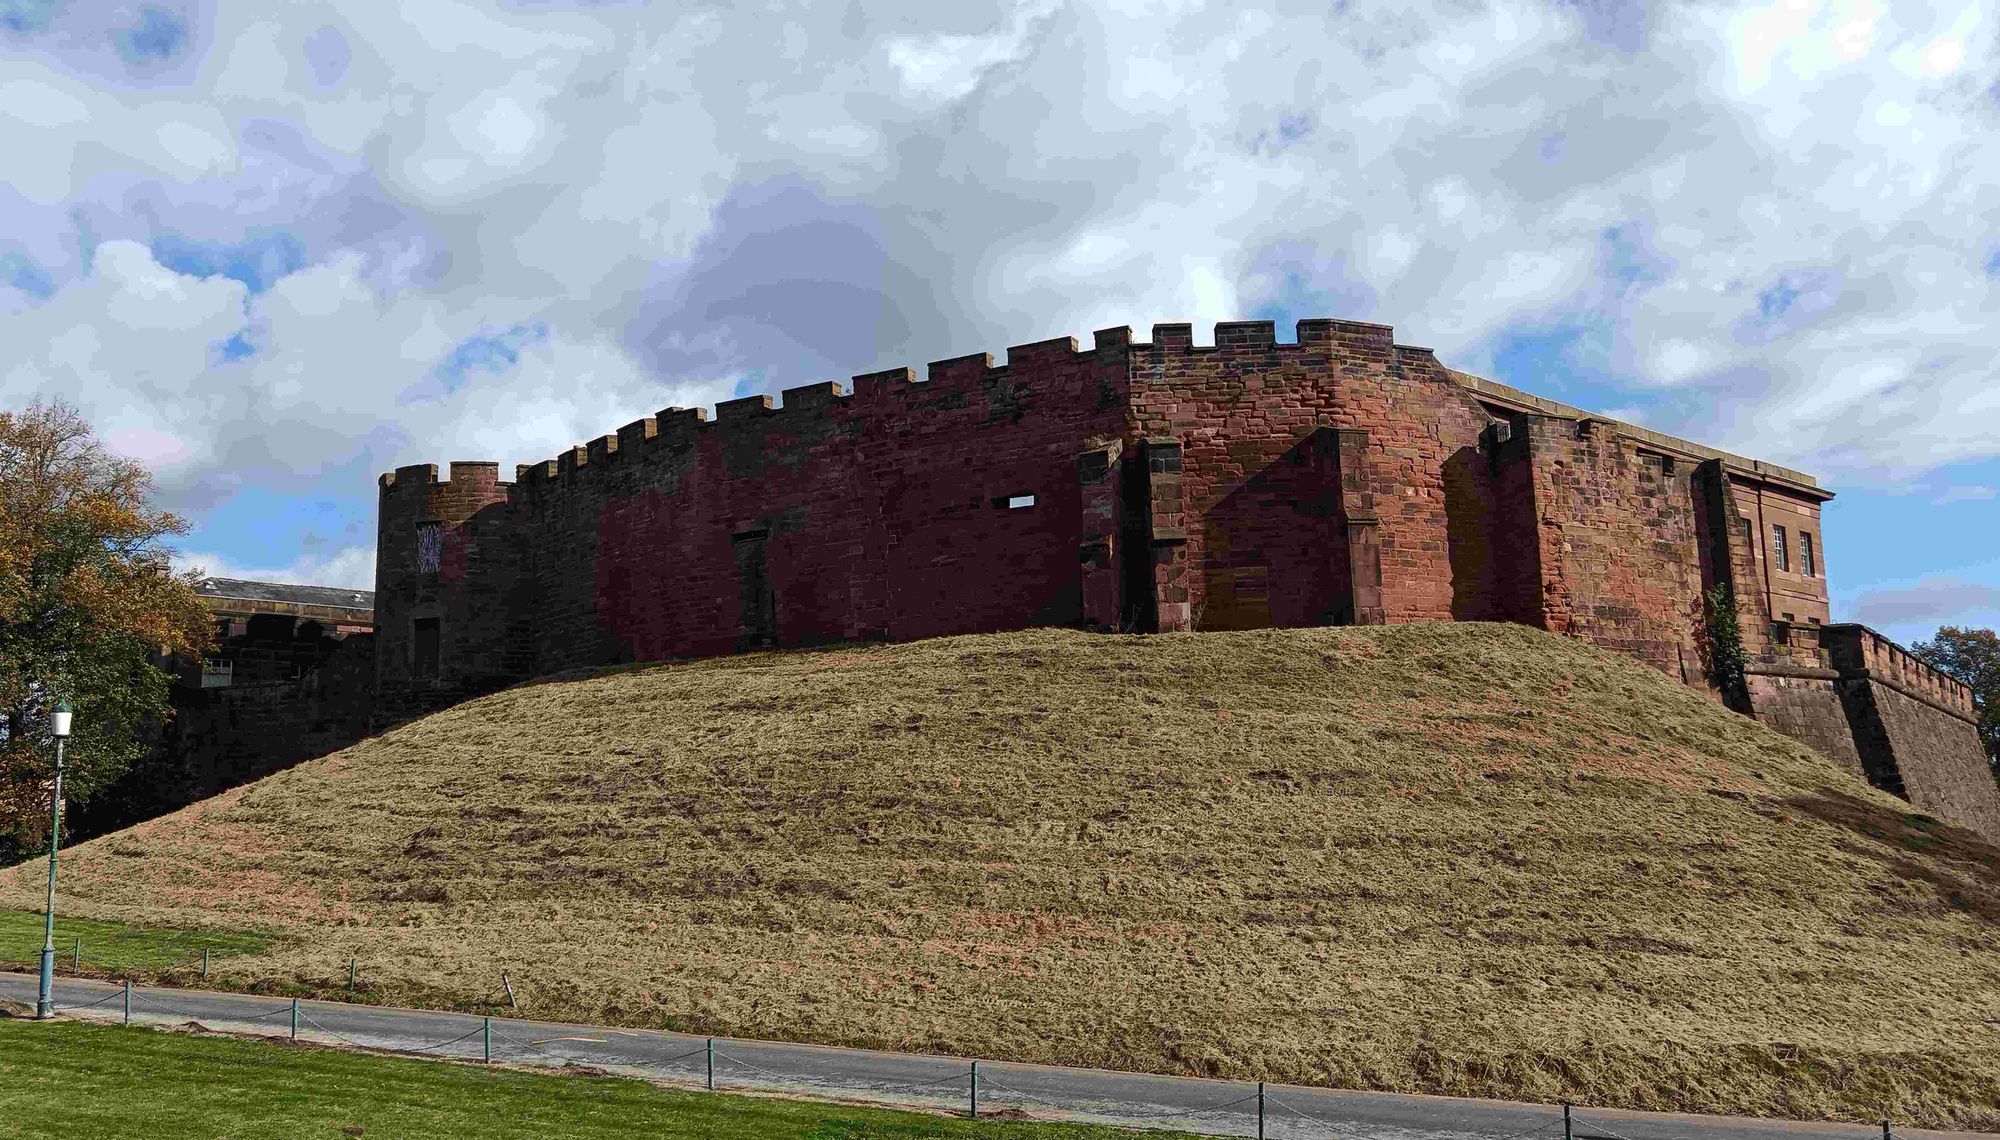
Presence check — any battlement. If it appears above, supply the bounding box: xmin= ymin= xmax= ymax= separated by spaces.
xmin=492 ymin=325 xmax=1136 ymax=496
xmin=1138 ymin=318 xmax=1398 ymax=354
xmin=382 ymin=318 xmax=1488 ymax=500
xmin=379 ymin=460 xmax=511 ymax=495
xmin=1822 ymin=624 xmax=1979 ymax=719
xmin=379 ymin=316 xmax=1817 ymax=518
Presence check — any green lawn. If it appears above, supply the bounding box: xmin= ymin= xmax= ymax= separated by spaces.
xmin=0 ymin=1018 xmax=1192 ymax=1140
xmin=0 ymin=910 xmax=272 ymax=974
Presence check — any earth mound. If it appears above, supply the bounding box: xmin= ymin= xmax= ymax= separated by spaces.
xmin=6 ymin=624 xmax=1997 ymax=1126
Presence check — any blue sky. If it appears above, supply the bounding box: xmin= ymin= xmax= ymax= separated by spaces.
xmin=1 ymin=0 xmax=1995 ymax=647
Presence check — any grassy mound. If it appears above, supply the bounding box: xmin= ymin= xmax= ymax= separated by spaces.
xmin=4 ymin=624 xmax=1997 ymax=1127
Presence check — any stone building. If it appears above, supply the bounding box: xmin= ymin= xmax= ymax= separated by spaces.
xmin=374 ymin=317 xmax=1999 ymax=837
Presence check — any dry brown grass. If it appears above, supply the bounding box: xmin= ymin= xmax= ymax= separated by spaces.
xmin=6 ymin=623 xmax=1998 ymax=1127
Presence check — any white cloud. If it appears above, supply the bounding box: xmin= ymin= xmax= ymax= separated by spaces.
xmin=177 ymin=544 xmax=378 ymax=592
xmin=0 ymin=0 xmax=1994 ymax=582
xmin=1848 ymin=576 xmax=2000 ymax=629
xmin=886 ymin=0 xmax=1062 ymax=102
xmin=1932 ymin=485 xmax=1997 ymax=506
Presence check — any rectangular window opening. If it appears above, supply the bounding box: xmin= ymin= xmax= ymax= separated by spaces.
xmin=1771 ymin=524 xmax=1789 ymax=573
xmin=1801 ymin=532 xmax=1817 ymax=577
xmin=1005 ymin=494 xmax=1036 ymax=509
xmin=413 ymin=617 xmax=440 ymax=679
xmin=416 ymin=521 xmax=443 ymax=574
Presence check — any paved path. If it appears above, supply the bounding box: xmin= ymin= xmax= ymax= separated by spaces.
xmin=0 ymin=972 xmax=1984 ymax=1140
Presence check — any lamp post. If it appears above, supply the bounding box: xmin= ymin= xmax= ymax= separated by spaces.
xmin=36 ymin=699 xmax=72 ymax=1021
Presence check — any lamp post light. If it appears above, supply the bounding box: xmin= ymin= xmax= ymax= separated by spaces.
xmin=36 ymin=699 xmax=72 ymax=1021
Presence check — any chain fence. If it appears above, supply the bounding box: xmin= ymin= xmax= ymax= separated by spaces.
xmin=9 ymin=976 xmax=1925 ymax=1140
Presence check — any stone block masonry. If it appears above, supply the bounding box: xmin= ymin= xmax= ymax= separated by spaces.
xmin=376 ymin=316 xmax=2000 ymax=839
xmin=1822 ymin=625 xmax=1999 ymax=837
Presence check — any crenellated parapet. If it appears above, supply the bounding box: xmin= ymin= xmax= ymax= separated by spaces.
xmin=1823 ymin=624 xmax=1979 ymax=721
xmin=378 ymin=460 xmax=508 ymax=496
xmin=498 ymin=329 xmax=1135 ymax=502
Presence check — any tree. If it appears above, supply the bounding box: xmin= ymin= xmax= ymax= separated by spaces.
xmin=0 ymin=402 xmax=212 ymax=863
xmin=1909 ymin=626 xmax=2000 ymax=785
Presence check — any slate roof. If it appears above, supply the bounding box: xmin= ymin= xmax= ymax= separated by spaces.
xmin=194 ymin=577 xmax=374 ymax=613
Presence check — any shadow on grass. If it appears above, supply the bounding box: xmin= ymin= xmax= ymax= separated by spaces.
xmin=1785 ymin=790 xmax=2000 ymax=925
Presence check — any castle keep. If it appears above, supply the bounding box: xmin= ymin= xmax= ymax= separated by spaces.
xmin=376 ymin=318 xmax=2000 ymax=837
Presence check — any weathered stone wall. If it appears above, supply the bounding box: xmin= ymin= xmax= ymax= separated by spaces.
xmin=74 ymin=630 xmax=376 ymax=840
xmin=1742 ymin=667 xmax=1867 ymax=780
xmin=1822 ymin=625 xmax=2000 ymax=837
xmin=375 ymin=461 xmax=522 ymax=721
xmin=1126 ymin=319 xmax=1504 ymax=632
xmin=1840 ymin=679 xmax=2000 ymax=837
xmin=375 ymin=334 xmax=1132 ymax=688
xmin=1513 ymin=417 xmax=1710 ymax=682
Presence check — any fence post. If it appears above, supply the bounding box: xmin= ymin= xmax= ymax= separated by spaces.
xmin=706 ymin=1038 xmax=715 ymax=1091
xmin=1882 ymin=1121 xmax=1891 ymax=1140
xmin=501 ymin=971 xmax=517 ymax=1009
xmin=71 ymin=937 xmax=80 ymax=971
xmin=123 ymin=980 xmax=131 ymax=1026
xmin=290 ymin=998 xmax=299 ymax=1041
xmin=1258 ymin=1081 xmax=1266 ymax=1139
xmin=1564 ymin=1102 xmax=1573 ymax=1140
xmin=483 ymin=1017 xmax=491 ymax=1064
xmin=202 ymin=947 xmax=210 ymax=980
xmin=349 ymin=957 xmax=357 ymax=990
xmin=969 ymin=1060 xmax=979 ymax=1119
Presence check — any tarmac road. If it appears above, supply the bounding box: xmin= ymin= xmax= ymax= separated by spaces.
xmin=0 ymin=972 xmax=1984 ymax=1140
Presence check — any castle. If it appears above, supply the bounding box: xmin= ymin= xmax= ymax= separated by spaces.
xmin=375 ymin=318 xmax=2000 ymax=838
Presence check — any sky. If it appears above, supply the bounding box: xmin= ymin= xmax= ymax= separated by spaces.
xmin=1 ymin=0 xmax=1995 ymax=648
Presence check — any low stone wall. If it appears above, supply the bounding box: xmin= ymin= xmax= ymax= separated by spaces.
xmin=1743 ymin=665 xmax=1866 ymax=780
xmin=1836 ymin=672 xmax=2000 ymax=839
xmin=71 ymin=635 xmax=378 ymax=841
xmin=1739 ymin=626 xmax=1998 ymax=840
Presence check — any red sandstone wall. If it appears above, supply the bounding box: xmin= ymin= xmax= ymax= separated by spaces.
xmin=506 ymin=334 xmax=1131 ymax=672
xmin=1735 ymin=483 xmax=1831 ymax=632
xmin=1514 ymin=417 xmax=1710 ymax=682
xmin=1127 ymin=319 xmax=1502 ymax=631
